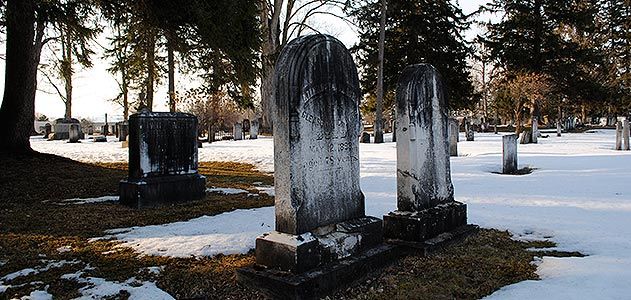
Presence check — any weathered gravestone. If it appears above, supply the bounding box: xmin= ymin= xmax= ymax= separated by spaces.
xmin=520 ymin=129 xmax=532 ymax=144
xmin=119 ymin=110 xmax=206 ymax=208
xmin=51 ymin=118 xmax=84 ymax=140
xmin=623 ymin=119 xmax=630 ymax=151
xmin=448 ymin=118 xmax=459 ymax=156
xmin=557 ymin=121 xmax=562 ymax=137
xmin=249 ymin=119 xmax=259 ymax=139
xmin=238 ymin=35 xmax=388 ymax=299
xmin=242 ymin=119 xmax=250 ymax=139
xmin=616 ymin=121 xmax=623 ymax=150
xmin=503 ymin=134 xmax=518 ymax=174
xmin=360 ymin=131 xmax=371 ymax=143
xmin=465 ymin=122 xmax=475 ymax=142
xmin=117 ymin=122 xmax=129 ymax=142
xmin=531 ymin=117 xmax=538 ymax=144
xmin=233 ymin=122 xmax=243 ymax=141
xmin=69 ymin=124 xmax=81 ymax=143
xmin=383 ymin=64 xmax=470 ymax=244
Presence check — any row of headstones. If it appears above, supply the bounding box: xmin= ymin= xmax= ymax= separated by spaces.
xmin=117 ymin=36 xmax=469 ymax=284
xmin=233 ymin=119 xmax=259 ymax=140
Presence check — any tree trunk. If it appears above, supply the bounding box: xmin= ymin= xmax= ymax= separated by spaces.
xmin=167 ymin=38 xmax=176 ymax=112
xmin=122 ymin=74 xmax=129 ymax=120
xmin=259 ymin=0 xmax=282 ymax=131
xmin=62 ymin=26 xmax=73 ymax=119
xmin=0 ymin=0 xmax=38 ymax=154
xmin=374 ymin=0 xmax=386 ymax=144
xmin=145 ymin=31 xmax=156 ymax=111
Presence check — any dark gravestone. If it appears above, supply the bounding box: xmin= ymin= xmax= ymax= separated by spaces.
xmin=465 ymin=124 xmax=475 ymax=141
xmin=118 ymin=122 xmax=129 ymax=142
xmin=94 ymin=136 xmax=107 ymax=142
xmin=616 ymin=121 xmax=623 ymax=150
xmin=119 ymin=110 xmax=206 ymax=208
xmin=239 ymin=35 xmax=387 ymax=299
xmin=51 ymin=118 xmax=84 ymax=140
xmin=360 ymin=131 xmax=371 ymax=143
xmin=520 ymin=129 xmax=532 ymax=144
xmin=242 ymin=119 xmax=250 ymax=139
xmin=448 ymin=118 xmax=459 ymax=156
xmin=43 ymin=123 xmax=52 ymax=138
xmin=384 ymin=64 xmax=469 ymax=244
xmin=503 ymin=134 xmax=518 ymax=174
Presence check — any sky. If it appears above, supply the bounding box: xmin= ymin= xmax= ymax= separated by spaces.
xmin=0 ymin=0 xmax=492 ymax=122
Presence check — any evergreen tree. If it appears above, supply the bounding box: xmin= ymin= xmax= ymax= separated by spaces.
xmin=484 ymin=0 xmax=605 ymax=121
xmin=351 ymin=0 xmax=475 ymax=111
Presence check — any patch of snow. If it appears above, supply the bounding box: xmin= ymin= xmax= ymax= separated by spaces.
xmin=20 ymin=289 xmax=53 ymax=300
xmin=255 ymin=186 xmax=275 ymax=197
xmin=56 ymin=246 xmax=72 ymax=253
xmin=99 ymin=207 xmax=274 ymax=258
xmin=58 ymin=195 xmax=118 ymax=205
xmin=2 ymin=268 xmax=38 ymax=281
xmin=59 ymin=269 xmax=172 ymax=300
xmin=205 ymin=187 xmax=248 ymax=195
xmin=0 ymin=284 xmax=10 ymax=293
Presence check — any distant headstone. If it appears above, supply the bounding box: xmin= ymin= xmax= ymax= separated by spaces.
xmin=383 ymin=64 xmax=467 ymax=243
xmin=531 ymin=117 xmax=538 ymax=144
xmin=43 ymin=123 xmax=52 ymax=138
xmin=520 ymin=129 xmax=532 ymax=144
xmin=360 ymin=131 xmax=371 ymax=143
xmin=69 ymin=124 xmax=80 ymax=143
xmin=557 ymin=121 xmax=562 ymax=137
xmin=448 ymin=118 xmax=458 ymax=156
xmin=242 ymin=119 xmax=250 ymax=139
xmin=118 ymin=122 xmax=129 ymax=142
xmin=119 ymin=110 xmax=206 ymax=208
xmin=233 ymin=122 xmax=243 ymax=141
xmin=615 ymin=121 xmax=623 ymax=150
xmin=465 ymin=123 xmax=475 ymax=142
xmin=623 ymin=119 xmax=630 ymax=151
xmin=51 ymin=118 xmax=83 ymax=140
xmin=503 ymin=134 xmax=518 ymax=174
xmin=102 ymin=125 xmax=109 ymax=136
xmin=254 ymin=34 xmax=382 ymax=274
xmin=249 ymin=119 xmax=259 ymax=139
xmin=87 ymin=126 xmax=94 ymax=135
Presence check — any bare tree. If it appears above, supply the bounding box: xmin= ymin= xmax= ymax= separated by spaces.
xmin=374 ymin=0 xmax=386 ymax=143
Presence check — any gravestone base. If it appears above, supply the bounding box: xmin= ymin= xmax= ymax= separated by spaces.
xmin=255 ymin=216 xmax=383 ymax=273
xmin=383 ymin=201 xmax=468 ymax=244
xmin=238 ymin=243 xmax=402 ymax=300
xmin=119 ymin=174 xmax=206 ymax=208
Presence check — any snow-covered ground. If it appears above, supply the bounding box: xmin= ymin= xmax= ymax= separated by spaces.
xmin=30 ymin=130 xmax=631 ymax=299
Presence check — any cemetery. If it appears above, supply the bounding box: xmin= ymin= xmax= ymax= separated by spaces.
xmin=1 ymin=1 xmax=631 ymax=299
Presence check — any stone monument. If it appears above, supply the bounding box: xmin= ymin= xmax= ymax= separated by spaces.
xmin=503 ymin=134 xmax=518 ymax=174
xmin=557 ymin=121 xmax=562 ymax=137
xmin=448 ymin=118 xmax=458 ymax=156
xmin=623 ymin=119 xmax=630 ymax=151
xmin=43 ymin=123 xmax=52 ymax=138
xmin=238 ymin=34 xmax=390 ymax=299
xmin=242 ymin=119 xmax=250 ymax=139
xmin=383 ymin=64 xmax=470 ymax=245
xmin=465 ymin=122 xmax=475 ymax=142
xmin=360 ymin=131 xmax=371 ymax=143
xmin=616 ymin=121 xmax=623 ymax=150
xmin=249 ymin=119 xmax=259 ymax=139
xmin=118 ymin=122 xmax=129 ymax=142
xmin=69 ymin=124 xmax=81 ymax=143
xmin=233 ymin=122 xmax=243 ymax=141
xmin=119 ymin=110 xmax=206 ymax=208
xmin=51 ymin=118 xmax=83 ymax=140
xmin=531 ymin=117 xmax=538 ymax=144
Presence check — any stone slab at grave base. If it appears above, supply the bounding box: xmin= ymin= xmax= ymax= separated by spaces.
xmin=119 ymin=174 xmax=206 ymax=208
xmin=237 ymin=243 xmax=402 ymax=300
xmin=255 ymin=217 xmax=382 ymax=273
xmin=383 ymin=201 xmax=469 ymax=244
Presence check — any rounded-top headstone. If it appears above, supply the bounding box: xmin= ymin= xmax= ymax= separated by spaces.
xmin=395 ymin=64 xmax=454 ymax=210
xmin=273 ymin=34 xmax=364 ymax=235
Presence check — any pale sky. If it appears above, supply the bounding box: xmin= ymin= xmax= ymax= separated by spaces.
xmin=0 ymin=0 xmax=492 ymax=122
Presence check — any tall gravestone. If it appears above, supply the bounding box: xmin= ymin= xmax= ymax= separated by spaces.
xmin=531 ymin=117 xmax=538 ymax=144
xmin=233 ymin=122 xmax=243 ymax=141
xmin=465 ymin=122 xmax=475 ymax=142
xmin=557 ymin=121 xmax=562 ymax=137
xmin=616 ymin=121 xmax=623 ymax=150
xmin=242 ymin=119 xmax=250 ymax=139
xmin=503 ymin=134 xmax=518 ymax=174
xmin=43 ymin=123 xmax=52 ymax=138
xmin=383 ymin=64 xmax=468 ymax=243
xmin=245 ymin=35 xmax=383 ymax=288
xmin=623 ymin=119 xmax=630 ymax=151
xmin=119 ymin=110 xmax=206 ymax=208
xmin=118 ymin=122 xmax=129 ymax=142
xmin=249 ymin=119 xmax=259 ymax=139
xmin=69 ymin=124 xmax=80 ymax=143
xmin=448 ymin=118 xmax=459 ymax=156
